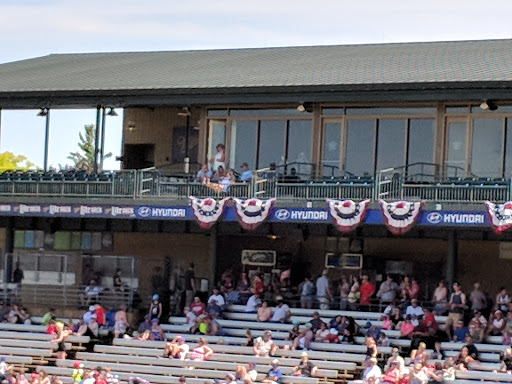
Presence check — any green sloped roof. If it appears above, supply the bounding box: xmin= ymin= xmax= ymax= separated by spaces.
xmin=0 ymin=39 xmax=511 ymax=94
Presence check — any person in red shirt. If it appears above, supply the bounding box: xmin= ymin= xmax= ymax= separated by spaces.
xmin=325 ymin=328 xmax=340 ymax=343
xmin=422 ymin=307 xmax=438 ymax=333
xmin=94 ymin=303 xmax=106 ymax=327
xmin=359 ymin=275 xmax=375 ymax=307
xmin=46 ymin=320 xmax=57 ymax=335
xmin=408 ymin=277 xmax=420 ymax=301
xmin=190 ymin=296 xmax=206 ymax=317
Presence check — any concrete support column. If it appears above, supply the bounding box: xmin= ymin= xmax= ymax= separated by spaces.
xmin=446 ymin=231 xmax=458 ymax=286
xmin=208 ymin=226 xmax=217 ymax=291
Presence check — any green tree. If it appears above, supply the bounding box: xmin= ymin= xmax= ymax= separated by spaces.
xmin=0 ymin=151 xmax=36 ymax=171
xmin=67 ymin=124 xmax=112 ymax=172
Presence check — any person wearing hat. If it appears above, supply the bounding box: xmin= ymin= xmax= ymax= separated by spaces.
xmin=316 ymin=270 xmax=332 ymax=310
xmin=239 ymin=162 xmax=253 ymax=182
xmin=309 ymin=311 xmax=323 ymax=334
xmin=365 ymin=321 xmax=381 ymax=340
xmin=164 ymin=335 xmax=190 ymax=360
xmin=270 ymin=296 xmax=290 ymax=323
xmin=362 ymin=357 xmax=382 ymax=383
xmin=384 ymin=347 xmax=405 ymax=372
xmin=292 ymin=323 xmax=313 ymax=350
xmin=149 ymin=318 xmax=165 ymax=341
xmin=293 ymin=352 xmax=318 ymax=377
xmin=405 ymin=299 xmax=424 ymax=319
xmin=253 ymin=330 xmax=278 ymax=357
xmin=72 ymin=361 xmax=85 ymax=383
xmin=263 ymin=359 xmax=282 ymax=384
xmin=149 ymin=294 xmax=162 ymax=321
xmin=247 ymin=362 xmax=258 ymax=381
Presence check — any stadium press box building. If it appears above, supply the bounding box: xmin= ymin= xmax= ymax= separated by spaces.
xmin=0 ymin=39 xmax=511 ymax=310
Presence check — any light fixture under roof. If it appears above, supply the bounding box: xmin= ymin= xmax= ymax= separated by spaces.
xmin=297 ymin=102 xmax=313 ymax=113
xmin=106 ymin=108 xmax=118 ymax=116
xmin=480 ymin=100 xmax=498 ymax=111
xmin=178 ymin=106 xmax=191 ymax=116
xmin=37 ymin=108 xmax=48 ymax=117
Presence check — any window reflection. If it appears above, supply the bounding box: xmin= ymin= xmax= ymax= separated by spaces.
xmin=407 ymin=119 xmax=435 ymax=180
xmin=322 ymin=122 xmax=342 ymax=177
xmin=258 ymin=120 xmax=286 ymax=168
xmin=345 ymin=119 xmax=375 ymax=176
xmin=230 ymin=120 xmax=257 ymax=170
xmin=287 ymin=120 xmax=312 ymax=176
xmin=471 ymin=118 xmax=503 ymax=178
xmin=446 ymin=122 xmax=467 ymax=177
xmin=376 ymin=119 xmax=405 ymax=171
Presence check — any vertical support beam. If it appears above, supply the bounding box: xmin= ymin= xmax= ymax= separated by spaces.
xmin=208 ymin=225 xmax=217 ymax=291
xmin=0 ymin=108 xmax=2 ymax=150
xmin=99 ymin=107 xmax=107 ymax=172
xmin=43 ymin=109 xmax=51 ymax=172
xmin=446 ymin=230 xmax=457 ymax=286
xmin=93 ymin=106 xmax=101 ymax=174
xmin=184 ymin=114 xmax=190 ymax=174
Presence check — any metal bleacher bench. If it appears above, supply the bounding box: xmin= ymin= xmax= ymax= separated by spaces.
xmin=0 ymin=330 xmax=90 ymax=345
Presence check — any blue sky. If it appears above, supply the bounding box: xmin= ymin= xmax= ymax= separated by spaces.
xmin=1 ymin=0 xmax=511 ymax=170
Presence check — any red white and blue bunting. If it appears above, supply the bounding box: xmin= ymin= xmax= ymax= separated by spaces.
xmin=326 ymin=199 xmax=370 ymax=233
xmin=189 ymin=197 xmax=228 ymax=229
xmin=233 ymin=198 xmax=275 ymax=230
xmin=485 ymin=201 xmax=512 ymax=234
xmin=379 ymin=199 xmax=423 ymax=235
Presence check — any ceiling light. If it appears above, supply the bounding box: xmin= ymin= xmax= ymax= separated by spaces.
xmin=297 ymin=102 xmax=314 ymax=113
xmin=37 ymin=108 xmax=48 ymax=117
xmin=178 ymin=106 xmax=191 ymax=116
xmin=480 ymin=100 xmax=498 ymax=111
xmin=106 ymin=108 xmax=118 ymax=116
xmin=297 ymin=104 xmax=306 ymax=112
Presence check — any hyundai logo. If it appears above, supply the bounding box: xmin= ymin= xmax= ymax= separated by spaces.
xmin=137 ymin=206 xmax=152 ymax=217
xmin=426 ymin=212 xmax=442 ymax=224
xmin=275 ymin=209 xmax=290 ymax=220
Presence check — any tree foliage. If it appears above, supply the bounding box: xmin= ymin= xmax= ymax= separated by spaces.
xmin=67 ymin=124 xmax=112 ymax=172
xmin=0 ymin=151 xmax=36 ymax=171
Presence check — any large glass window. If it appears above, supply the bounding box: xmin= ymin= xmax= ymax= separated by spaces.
xmin=345 ymin=119 xmax=375 ymax=176
xmin=471 ymin=118 xmax=503 ymax=178
xmin=322 ymin=122 xmax=342 ymax=176
xmin=258 ymin=120 xmax=286 ymax=168
xmin=287 ymin=120 xmax=312 ymax=175
xmin=446 ymin=121 xmax=467 ymax=177
xmin=376 ymin=119 xmax=406 ymax=171
xmin=407 ymin=119 xmax=435 ymax=179
xmin=207 ymin=120 xmax=226 ymax=167
xmin=229 ymin=120 xmax=257 ymax=170
xmin=505 ymin=119 xmax=512 ymax=177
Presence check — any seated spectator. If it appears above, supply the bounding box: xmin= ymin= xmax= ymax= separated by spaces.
xmin=262 ymin=359 xmax=282 ymax=384
xmin=341 ymin=316 xmax=358 ymax=344
xmin=196 ymin=314 xmax=209 ymax=335
xmin=190 ymin=296 xmax=206 ymax=317
xmin=410 ymin=342 xmax=428 ymax=366
xmin=270 ymin=297 xmax=290 ymax=323
xmin=377 ymin=332 xmax=389 ymax=347
xmin=83 ymin=279 xmax=102 ymax=306
xmin=239 ymin=163 xmax=253 ymax=182
xmin=245 ymin=293 xmax=261 ymax=313
xmin=399 ymin=315 xmax=415 ymax=339
xmin=365 ymin=321 xmax=381 ymax=340
xmin=41 ymin=308 xmax=55 ymax=326
xmin=196 ymin=163 xmax=213 ymax=183
xmin=500 ymin=347 xmax=512 ymax=374
xmin=207 ymin=299 xmax=222 ymax=318
xmin=7 ymin=304 xmax=28 ymax=324
xmin=463 ymin=334 xmax=479 ymax=360
xmin=381 ymin=360 xmax=401 ymax=384
xmin=390 ymin=307 xmax=402 ymax=330
xmin=315 ymin=322 xmax=329 ymax=342
xmin=138 ymin=315 xmax=152 ymax=334
xmin=208 ymin=316 xmax=224 ymax=336
xmin=329 ymin=315 xmax=343 ymax=330
xmin=189 ymin=337 xmax=213 ymax=361
xmin=94 ymin=303 xmax=106 ymax=327
xmin=468 ymin=310 xmax=486 ymax=342
xmin=362 ymin=358 xmax=382 ymax=384
xmin=208 ymin=288 xmax=226 ymax=309
xmin=410 ymin=363 xmax=428 ymax=384
xmin=149 ymin=318 xmax=164 ymax=341
xmin=442 ymin=359 xmax=456 ymax=381
xmin=235 ymin=365 xmax=252 ymax=384
xmin=432 ymin=281 xmax=448 ymax=314
xmin=405 ymin=299 xmax=423 ymax=319
xmin=263 ymin=162 xmax=279 ymax=181
xmin=293 ymin=352 xmax=317 ymax=377
xmin=291 ymin=323 xmax=313 ymax=350
xmin=243 ymin=329 xmax=254 ymax=347
xmin=237 ymin=273 xmax=251 ymax=305
xmin=487 ymin=309 xmax=506 ymax=336
xmin=284 ymin=167 xmax=301 ymax=183
xmin=83 ymin=306 xmax=96 ymax=324
xmin=88 ymin=315 xmax=99 ymax=337
xmin=257 ymin=301 xmax=272 ymax=322
xmin=113 ymin=305 xmax=128 ymax=338
xmin=183 ymin=306 xmax=197 ymax=333
xmin=454 ymin=346 xmax=474 ymax=371
xmin=410 ymin=318 xmax=432 ymax=350
xmin=325 ymin=328 xmax=340 ymax=343
xmin=287 ymin=321 xmax=301 ymax=342
xmin=105 ymin=306 xmax=116 ymax=328
xmin=452 ymin=319 xmax=468 ymax=342
xmin=247 ymin=362 xmax=258 ymax=382
xmin=384 ymin=348 xmax=405 ymax=372
xmin=309 ymin=311 xmax=323 ymax=334
xmin=164 ymin=335 xmax=189 ymax=360
xmin=211 ymin=165 xmax=226 ymax=182
xmin=253 ymin=330 xmax=278 ymax=357
xmin=430 ymin=341 xmax=445 ymax=360
xmin=496 ymin=287 xmax=510 ymax=313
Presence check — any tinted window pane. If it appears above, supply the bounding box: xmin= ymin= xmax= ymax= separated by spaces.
xmin=322 ymin=122 xmax=342 ymax=177
xmin=345 ymin=119 xmax=375 ymax=176
xmin=446 ymin=122 xmax=467 ymax=177
xmin=322 ymin=108 xmax=344 ymax=116
xmin=376 ymin=119 xmax=406 ymax=171
xmin=407 ymin=119 xmax=435 ymax=179
xmin=207 ymin=109 xmax=228 ymax=117
xmin=287 ymin=120 xmax=312 ymax=176
xmin=346 ymin=107 xmax=436 ymax=115
xmin=258 ymin=120 xmax=285 ymax=168
xmin=471 ymin=118 xmax=503 ymax=178
xmin=505 ymin=118 xmax=512 ymax=177
xmin=230 ymin=109 xmax=304 ymax=117
xmin=445 ymin=106 xmax=469 ymax=114
xmin=230 ymin=120 xmax=257 ymax=170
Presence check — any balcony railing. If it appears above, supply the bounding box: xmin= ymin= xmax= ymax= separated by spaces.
xmin=0 ymin=166 xmax=509 ymax=204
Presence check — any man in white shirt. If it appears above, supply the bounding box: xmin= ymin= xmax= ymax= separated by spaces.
xmin=405 ymin=299 xmax=424 ymax=319
xmin=245 ymin=293 xmax=261 ymax=313
xmin=316 ymin=270 xmax=332 ymax=310
xmin=270 ymin=296 xmax=290 ymax=322
xmin=208 ymin=288 xmax=226 ymax=307
xmin=253 ymin=330 xmax=278 ymax=357
xmin=184 ymin=307 xmax=197 ymax=332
